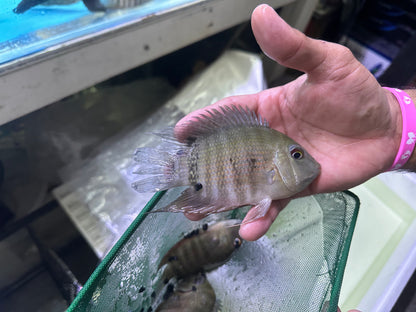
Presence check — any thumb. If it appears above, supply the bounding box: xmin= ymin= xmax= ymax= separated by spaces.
xmin=251 ymin=4 xmax=354 ymax=80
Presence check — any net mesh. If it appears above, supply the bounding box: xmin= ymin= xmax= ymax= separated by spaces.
xmin=68 ymin=190 xmax=359 ymax=312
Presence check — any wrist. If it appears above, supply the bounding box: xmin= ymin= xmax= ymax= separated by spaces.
xmin=384 ymin=88 xmax=416 ymax=171
xmin=384 ymin=87 xmax=403 ymax=170
xmin=401 ymin=89 xmax=416 ymax=171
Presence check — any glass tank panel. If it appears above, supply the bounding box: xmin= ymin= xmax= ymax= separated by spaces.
xmin=0 ymin=0 xmax=198 ymax=64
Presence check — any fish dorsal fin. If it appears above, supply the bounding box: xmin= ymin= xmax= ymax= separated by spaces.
xmin=184 ymin=105 xmax=269 ymax=140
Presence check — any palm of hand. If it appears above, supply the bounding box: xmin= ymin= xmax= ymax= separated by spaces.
xmin=176 ymin=4 xmax=402 ymax=240
xmin=255 ymin=60 xmax=398 ymax=196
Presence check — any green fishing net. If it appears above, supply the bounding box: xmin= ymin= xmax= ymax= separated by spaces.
xmin=67 ymin=190 xmax=359 ymax=312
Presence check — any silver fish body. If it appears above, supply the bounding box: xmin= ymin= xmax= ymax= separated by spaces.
xmin=132 ymin=105 xmax=320 ymax=222
xmin=158 ymin=220 xmax=242 ymax=283
xmin=155 ymin=273 xmax=216 ymax=312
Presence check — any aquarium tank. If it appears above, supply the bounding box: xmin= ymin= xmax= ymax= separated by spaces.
xmin=0 ymin=0 xmax=198 ymax=64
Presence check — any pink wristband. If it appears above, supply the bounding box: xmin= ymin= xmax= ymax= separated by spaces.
xmin=383 ymin=87 xmax=416 ymax=170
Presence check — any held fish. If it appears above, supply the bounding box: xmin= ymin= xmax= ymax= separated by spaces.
xmin=158 ymin=220 xmax=242 ymax=283
xmin=132 ymin=105 xmax=320 ymax=223
xmin=155 ymin=273 xmax=217 ymax=312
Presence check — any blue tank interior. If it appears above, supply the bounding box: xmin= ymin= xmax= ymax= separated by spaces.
xmin=0 ymin=0 xmax=197 ymax=64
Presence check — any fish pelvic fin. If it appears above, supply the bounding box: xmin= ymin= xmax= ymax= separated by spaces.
xmin=132 ymin=128 xmax=188 ymax=193
xmin=241 ymin=197 xmax=272 ymax=225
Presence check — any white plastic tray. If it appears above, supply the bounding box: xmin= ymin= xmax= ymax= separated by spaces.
xmin=340 ymin=172 xmax=416 ymax=311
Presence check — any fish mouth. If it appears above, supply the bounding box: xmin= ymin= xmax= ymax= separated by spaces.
xmin=295 ymin=162 xmax=321 ymax=190
xmin=274 ymin=157 xmax=321 ymax=194
xmin=304 ymin=161 xmax=321 ymax=182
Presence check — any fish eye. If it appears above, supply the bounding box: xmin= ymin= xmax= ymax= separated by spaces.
xmin=233 ymin=238 xmax=242 ymax=248
xmin=289 ymin=146 xmax=304 ymax=160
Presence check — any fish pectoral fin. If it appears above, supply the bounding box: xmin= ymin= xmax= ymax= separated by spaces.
xmin=242 ymin=197 xmax=272 ymax=225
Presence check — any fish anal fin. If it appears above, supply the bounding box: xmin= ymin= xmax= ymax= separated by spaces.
xmin=152 ymin=187 xmax=219 ymax=216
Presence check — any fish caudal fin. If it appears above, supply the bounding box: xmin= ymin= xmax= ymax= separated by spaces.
xmin=133 ymin=147 xmax=172 ymax=175
xmin=132 ymin=128 xmax=188 ymax=193
xmin=131 ymin=175 xmax=172 ymax=193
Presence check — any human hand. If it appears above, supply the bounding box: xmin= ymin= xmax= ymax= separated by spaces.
xmin=175 ymin=4 xmax=402 ymax=240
